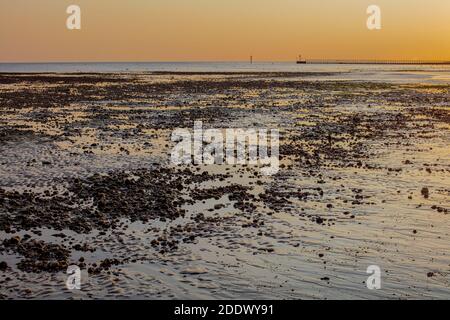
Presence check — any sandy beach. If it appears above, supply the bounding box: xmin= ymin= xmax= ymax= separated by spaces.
xmin=0 ymin=71 xmax=449 ymax=299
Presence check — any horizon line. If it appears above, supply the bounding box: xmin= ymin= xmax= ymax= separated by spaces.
xmin=2 ymin=59 xmax=450 ymax=65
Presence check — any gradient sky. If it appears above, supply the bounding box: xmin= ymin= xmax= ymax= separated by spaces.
xmin=1 ymin=0 xmax=449 ymax=62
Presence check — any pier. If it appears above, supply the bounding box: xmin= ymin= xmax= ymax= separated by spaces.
xmin=303 ymin=59 xmax=450 ymax=65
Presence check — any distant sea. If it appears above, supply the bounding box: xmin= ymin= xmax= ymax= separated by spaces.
xmin=1 ymin=62 xmax=450 ymax=84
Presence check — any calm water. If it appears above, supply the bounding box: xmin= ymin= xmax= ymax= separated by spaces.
xmin=1 ymin=62 xmax=450 ymax=84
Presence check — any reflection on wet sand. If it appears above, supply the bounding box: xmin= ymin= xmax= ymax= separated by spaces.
xmin=0 ymin=72 xmax=449 ymax=299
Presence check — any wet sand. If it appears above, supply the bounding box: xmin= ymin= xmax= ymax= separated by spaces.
xmin=0 ymin=72 xmax=449 ymax=299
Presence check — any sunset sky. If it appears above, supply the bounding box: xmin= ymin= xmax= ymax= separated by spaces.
xmin=1 ymin=0 xmax=449 ymax=62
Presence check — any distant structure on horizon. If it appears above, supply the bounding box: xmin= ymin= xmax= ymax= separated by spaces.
xmin=296 ymin=54 xmax=306 ymax=64
xmin=297 ymin=58 xmax=450 ymax=65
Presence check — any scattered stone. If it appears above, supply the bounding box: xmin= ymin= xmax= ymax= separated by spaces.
xmin=181 ymin=267 xmax=208 ymax=275
xmin=421 ymin=187 xmax=430 ymax=199
xmin=0 ymin=261 xmax=8 ymax=271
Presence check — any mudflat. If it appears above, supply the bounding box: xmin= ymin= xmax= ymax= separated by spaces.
xmin=0 ymin=72 xmax=449 ymax=299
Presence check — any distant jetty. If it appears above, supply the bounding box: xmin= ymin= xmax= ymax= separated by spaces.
xmin=300 ymin=59 xmax=450 ymax=65
xmin=296 ymin=55 xmax=306 ymax=64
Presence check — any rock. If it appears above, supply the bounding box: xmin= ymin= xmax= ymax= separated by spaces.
xmin=421 ymin=187 xmax=429 ymax=199
xmin=0 ymin=261 xmax=8 ymax=271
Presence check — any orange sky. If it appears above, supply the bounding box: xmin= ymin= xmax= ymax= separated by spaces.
xmin=0 ymin=0 xmax=449 ymax=62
